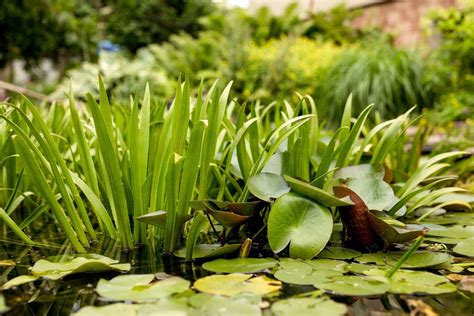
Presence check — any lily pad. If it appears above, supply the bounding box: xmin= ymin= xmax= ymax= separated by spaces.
xmin=313 ymin=275 xmax=390 ymax=296
xmin=275 ymin=268 xmax=342 ymax=285
xmin=73 ymin=300 xmax=189 ymax=316
xmin=426 ymin=226 xmax=474 ymax=239
xmin=318 ymin=247 xmax=362 ymax=260
xmin=2 ymin=275 xmax=39 ymax=290
xmin=366 ymin=269 xmax=457 ymax=295
xmin=306 ymin=259 xmax=348 ymax=272
xmin=206 ymin=209 xmax=251 ymax=227
xmin=189 ymin=293 xmax=261 ymax=316
xmin=346 ymin=178 xmax=394 ymax=211
xmin=30 ymin=254 xmax=130 ymax=280
xmin=356 ymin=252 xmax=452 ymax=268
xmin=268 ymin=193 xmax=333 ymax=259
xmin=173 ymin=244 xmax=241 ymax=259
xmin=202 ymin=258 xmax=278 ymax=274
xmin=284 ymin=175 xmax=353 ymax=207
xmin=248 ymin=173 xmax=290 ymax=202
xmin=96 ymin=274 xmax=190 ymax=301
xmin=453 ymin=237 xmax=474 ymax=258
xmin=193 ymin=274 xmax=281 ymax=297
xmin=271 ymin=297 xmax=347 ymax=316
xmin=334 ymin=164 xmax=385 ymax=180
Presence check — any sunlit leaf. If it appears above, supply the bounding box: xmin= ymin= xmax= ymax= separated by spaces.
xmin=453 ymin=237 xmax=474 ymax=258
xmin=194 ymin=274 xmax=281 ymax=296
xmin=202 ymin=258 xmax=277 ymax=273
xmin=271 ymin=297 xmax=347 ymax=316
xmin=248 ymin=173 xmax=290 ymax=202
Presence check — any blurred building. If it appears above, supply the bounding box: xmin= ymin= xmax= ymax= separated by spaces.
xmin=245 ymin=0 xmax=461 ymax=46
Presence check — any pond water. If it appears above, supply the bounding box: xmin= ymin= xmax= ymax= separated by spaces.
xmin=0 ymin=231 xmax=473 ymax=315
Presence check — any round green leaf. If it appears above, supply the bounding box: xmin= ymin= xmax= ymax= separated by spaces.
xmin=271 ymin=297 xmax=347 ymax=316
xmin=268 ymin=193 xmax=333 ymax=259
xmin=202 ymin=258 xmax=278 ymax=274
xmin=356 ymin=251 xmax=452 ymax=269
xmin=318 ymin=247 xmax=362 ymax=260
xmin=334 ymin=164 xmax=385 ymax=180
xmin=248 ymin=173 xmax=290 ymax=202
xmin=314 ymin=275 xmax=390 ymax=296
xmin=453 ymin=237 xmax=474 ymax=257
xmin=189 ymin=293 xmax=261 ymax=316
xmin=173 ymin=244 xmax=240 ymax=259
xmin=96 ymin=274 xmax=190 ymax=301
xmin=194 ymin=274 xmax=281 ymax=297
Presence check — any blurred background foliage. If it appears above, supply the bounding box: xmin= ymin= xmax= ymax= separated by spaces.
xmin=1 ymin=0 xmax=473 ymax=125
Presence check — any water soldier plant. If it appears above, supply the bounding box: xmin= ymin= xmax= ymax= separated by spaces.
xmin=1 ymin=80 xmax=473 ymax=314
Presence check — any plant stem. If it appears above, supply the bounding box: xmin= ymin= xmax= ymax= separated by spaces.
xmin=385 ymin=236 xmax=424 ymax=279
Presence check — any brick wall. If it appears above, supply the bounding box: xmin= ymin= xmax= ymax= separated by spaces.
xmin=354 ymin=0 xmax=459 ymax=46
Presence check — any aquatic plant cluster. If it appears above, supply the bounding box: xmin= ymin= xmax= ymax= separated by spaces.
xmin=0 ymin=81 xmax=473 ymax=314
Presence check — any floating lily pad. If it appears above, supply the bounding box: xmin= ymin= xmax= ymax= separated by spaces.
xmin=356 ymin=251 xmax=452 ymax=269
xmin=202 ymin=258 xmax=278 ymax=274
xmin=174 ymin=244 xmax=240 ymax=259
xmin=390 ymin=270 xmax=456 ymax=294
xmin=248 ymin=173 xmax=290 ymax=202
xmin=318 ymin=247 xmax=362 ymax=260
xmin=194 ymin=274 xmax=281 ymax=297
xmin=334 ymin=164 xmax=385 ymax=180
xmin=96 ymin=274 xmax=190 ymax=301
xmin=305 ymin=259 xmax=348 ymax=272
xmin=73 ymin=300 xmax=189 ymax=316
xmin=189 ymin=293 xmax=261 ymax=316
xmin=426 ymin=226 xmax=474 ymax=239
xmin=268 ymin=193 xmax=333 ymax=259
xmin=275 ymin=268 xmax=342 ymax=285
xmin=2 ymin=275 xmax=39 ymax=290
xmin=31 ymin=254 xmax=130 ymax=280
xmin=453 ymin=237 xmax=474 ymax=258
xmin=271 ymin=297 xmax=347 ymax=316
xmin=313 ymin=275 xmax=389 ymax=296
xmin=284 ymin=175 xmax=353 ymax=207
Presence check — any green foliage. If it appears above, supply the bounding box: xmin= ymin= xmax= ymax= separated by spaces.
xmin=105 ymin=0 xmax=215 ymax=53
xmin=0 ymin=0 xmax=98 ymax=68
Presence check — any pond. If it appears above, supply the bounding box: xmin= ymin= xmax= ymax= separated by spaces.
xmin=1 ymin=228 xmax=473 ymax=316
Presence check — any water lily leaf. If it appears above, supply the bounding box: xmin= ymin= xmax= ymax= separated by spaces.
xmin=275 ymin=268 xmax=342 ymax=285
xmin=305 ymin=259 xmax=348 ymax=272
xmin=189 ymin=293 xmax=261 ymax=316
xmin=433 ymin=193 xmax=474 ymax=206
xmin=271 ymin=297 xmax=347 ymax=316
xmin=0 ymin=294 xmax=8 ymax=313
xmin=135 ymin=211 xmax=192 ymax=228
xmin=206 ymin=209 xmax=250 ymax=227
xmin=202 ymin=258 xmax=278 ymax=273
xmin=2 ymin=275 xmax=39 ymax=290
xmin=356 ymin=251 xmax=452 ymax=268
xmin=190 ymin=199 xmax=229 ymax=211
xmin=248 ymin=173 xmax=290 ymax=202
xmin=334 ymin=164 xmax=385 ymax=180
xmin=313 ymin=275 xmax=390 ymax=296
xmin=73 ymin=300 xmax=189 ymax=316
xmin=453 ymin=237 xmax=474 ymax=257
xmin=346 ymin=178 xmax=394 ymax=211
xmin=318 ymin=247 xmax=362 ymax=260
xmin=0 ymin=260 xmax=15 ymax=266
xmin=194 ymin=274 xmax=281 ymax=297
xmin=382 ymin=270 xmax=456 ymax=295
xmin=96 ymin=274 xmax=190 ymax=301
xmin=284 ymin=175 xmax=353 ymax=207
xmin=426 ymin=226 xmax=474 ymax=239
xmin=262 ymin=152 xmax=290 ymax=175
xmin=268 ymin=193 xmax=333 ymax=259
xmin=173 ymin=244 xmax=241 ymax=259
xmin=31 ymin=255 xmax=130 ymax=280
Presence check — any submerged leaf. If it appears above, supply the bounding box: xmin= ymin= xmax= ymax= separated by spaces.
xmin=202 ymin=258 xmax=277 ymax=273
xmin=271 ymin=297 xmax=347 ymax=316
xmin=194 ymin=274 xmax=281 ymax=296
xmin=96 ymin=274 xmax=190 ymax=301
xmin=268 ymin=193 xmax=333 ymax=259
